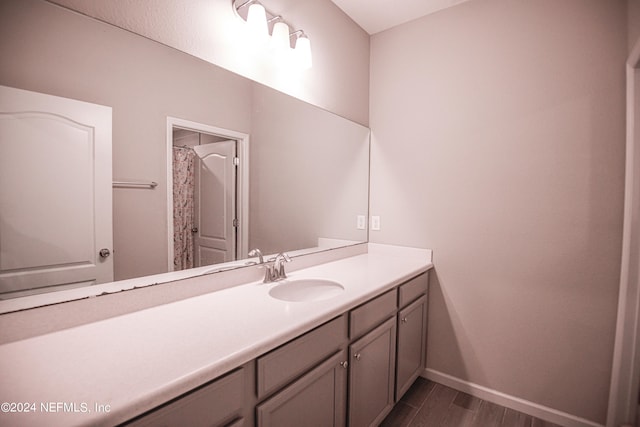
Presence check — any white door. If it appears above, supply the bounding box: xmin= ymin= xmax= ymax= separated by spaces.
xmin=193 ymin=140 xmax=237 ymax=266
xmin=0 ymin=85 xmax=112 ymax=297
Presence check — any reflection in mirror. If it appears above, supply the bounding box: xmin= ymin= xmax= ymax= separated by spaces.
xmin=171 ymin=125 xmax=242 ymax=271
xmin=0 ymin=0 xmax=369 ymax=303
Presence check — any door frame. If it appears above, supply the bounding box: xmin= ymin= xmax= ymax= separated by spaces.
xmin=607 ymin=37 xmax=640 ymax=427
xmin=166 ymin=117 xmax=249 ymax=272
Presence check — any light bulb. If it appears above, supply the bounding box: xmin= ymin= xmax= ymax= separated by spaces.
xmin=246 ymin=3 xmax=268 ymax=41
xmin=270 ymin=21 xmax=290 ymax=51
xmin=294 ymin=35 xmax=312 ymax=69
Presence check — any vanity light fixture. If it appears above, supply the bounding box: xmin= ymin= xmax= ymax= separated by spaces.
xmin=233 ymin=0 xmax=313 ymax=69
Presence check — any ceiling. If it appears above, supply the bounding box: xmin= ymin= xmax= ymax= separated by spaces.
xmin=330 ymin=0 xmax=472 ymax=35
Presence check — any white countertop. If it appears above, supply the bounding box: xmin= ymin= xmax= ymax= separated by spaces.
xmin=0 ymin=244 xmax=432 ymax=426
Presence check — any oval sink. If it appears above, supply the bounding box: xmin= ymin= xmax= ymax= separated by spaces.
xmin=269 ymin=279 xmax=344 ymax=302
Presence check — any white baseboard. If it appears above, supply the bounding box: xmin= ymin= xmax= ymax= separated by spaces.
xmin=422 ymin=368 xmax=604 ymax=427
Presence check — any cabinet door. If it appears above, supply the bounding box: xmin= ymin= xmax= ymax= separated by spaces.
xmin=256 ymin=350 xmax=348 ymax=427
xmin=349 ymin=317 xmax=396 ymax=427
xmin=396 ymin=295 xmax=427 ymax=401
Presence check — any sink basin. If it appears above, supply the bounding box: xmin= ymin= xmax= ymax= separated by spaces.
xmin=269 ymin=279 xmax=344 ymax=302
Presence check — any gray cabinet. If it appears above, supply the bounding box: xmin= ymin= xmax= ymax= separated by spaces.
xmin=348 ymin=317 xmax=397 ymax=427
xmin=256 ymin=315 xmax=348 ymax=400
xmin=398 ymin=273 xmax=429 ymax=308
xmin=396 ymin=295 xmax=427 ymax=400
xmin=255 ymin=316 xmax=348 ymax=427
xmin=125 ymin=272 xmax=429 ymax=427
xmin=256 ymin=350 xmax=348 ymax=427
xmin=125 ymin=367 xmax=246 ymax=427
xmin=349 ymin=289 xmax=397 ymax=339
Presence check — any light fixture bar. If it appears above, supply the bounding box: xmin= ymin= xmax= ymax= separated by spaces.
xmin=234 ymin=0 xmax=291 ymax=29
xmin=232 ymin=0 xmax=312 ymax=66
xmin=233 ymin=0 xmax=256 ymax=11
xmin=289 ymin=29 xmax=305 ymax=38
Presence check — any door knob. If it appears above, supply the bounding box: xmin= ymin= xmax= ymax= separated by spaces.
xmin=191 ymin=227 xmax=198 ymax=233
xmin=99 ymin=248 xmax=111 ymax=258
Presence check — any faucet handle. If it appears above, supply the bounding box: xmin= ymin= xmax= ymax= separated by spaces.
xmin=275 ymin=252 xmax=291 ymax=262
xmin=274 ymin=252 xmax=291 ymax=279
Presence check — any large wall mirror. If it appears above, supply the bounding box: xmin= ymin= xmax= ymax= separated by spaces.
xmin=0 ymin=0 xmax=369 ymax=304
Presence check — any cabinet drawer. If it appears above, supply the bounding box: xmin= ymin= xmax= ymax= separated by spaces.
xmin=126 ymin=368 xmax=244 ymax=427
xmin=398 ymin=273 xmax=429 ymax=308
xmin=349 ymin=289 xmax=397 ymax=339
xmin=257 ymin=314 xmax=348 ymax=399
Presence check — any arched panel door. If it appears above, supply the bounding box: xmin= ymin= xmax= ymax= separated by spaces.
xmin=0 ymin=85 xmax=112 ymax=297
xmin=193 ymin=140 xmax=237 ymax=266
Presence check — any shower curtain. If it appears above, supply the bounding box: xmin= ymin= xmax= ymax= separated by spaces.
xmin=173 ymin=146 xmax=196 ymax=271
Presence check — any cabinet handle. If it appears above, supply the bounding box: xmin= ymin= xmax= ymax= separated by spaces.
xmin=401 ymin=317 xmax=408 ymax=323
xmin=340 ymin=361 xmax=348 ymax=369
xmin=354 ymin=353 xmax=361 ymax=361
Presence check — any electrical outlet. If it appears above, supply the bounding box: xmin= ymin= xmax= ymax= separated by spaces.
xmin=371 ymin=216 xmax=381 ymax=231
xmin=357 ymin=215 xmax=366 ymax=230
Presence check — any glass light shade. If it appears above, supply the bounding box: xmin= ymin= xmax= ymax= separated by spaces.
xmin=270 ymin=21 xmax=291 ymax=51
xmin=294 ymin=35 xmax=312 ymax=69
xmin=246 ymin=3 xmax=268 ymax=39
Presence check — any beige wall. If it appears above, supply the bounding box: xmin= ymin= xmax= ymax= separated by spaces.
xmin=369 ymin=0 xmax=626 ymax=424
xmin=49 ymin=0 xmax=371 ymax=126
xmin=0 ymin=0 xmax=253 ymax=280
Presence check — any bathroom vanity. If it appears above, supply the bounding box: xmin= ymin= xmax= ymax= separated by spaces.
xmin=0 ymin=244 xmax=432 ymax=427
xmin=128 ymin=273 xmax=428 ymax=427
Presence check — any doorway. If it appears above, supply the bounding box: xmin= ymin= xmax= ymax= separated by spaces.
xmin=166 ymin=117 xmax=249 ymax=272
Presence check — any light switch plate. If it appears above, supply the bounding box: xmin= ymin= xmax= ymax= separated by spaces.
xmin=371 ymin=216 xmax=380 ymax=231
xmin=357 ymin=215 xmax=366 ymax=230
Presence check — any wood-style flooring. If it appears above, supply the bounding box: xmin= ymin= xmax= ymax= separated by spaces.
xmin=381 ymin=378 xmax=564 ymax=427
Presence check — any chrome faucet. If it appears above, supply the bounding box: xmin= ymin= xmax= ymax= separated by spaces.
xmin=273 ymin=252 xmax=292 ymax=280
xmin=258 ymin=252 xmax=291 ymax=283
xmin=248 ymin=249 xmax=291 ymax=283
xmin=247 ymin=248 xmax=264 ymax=265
